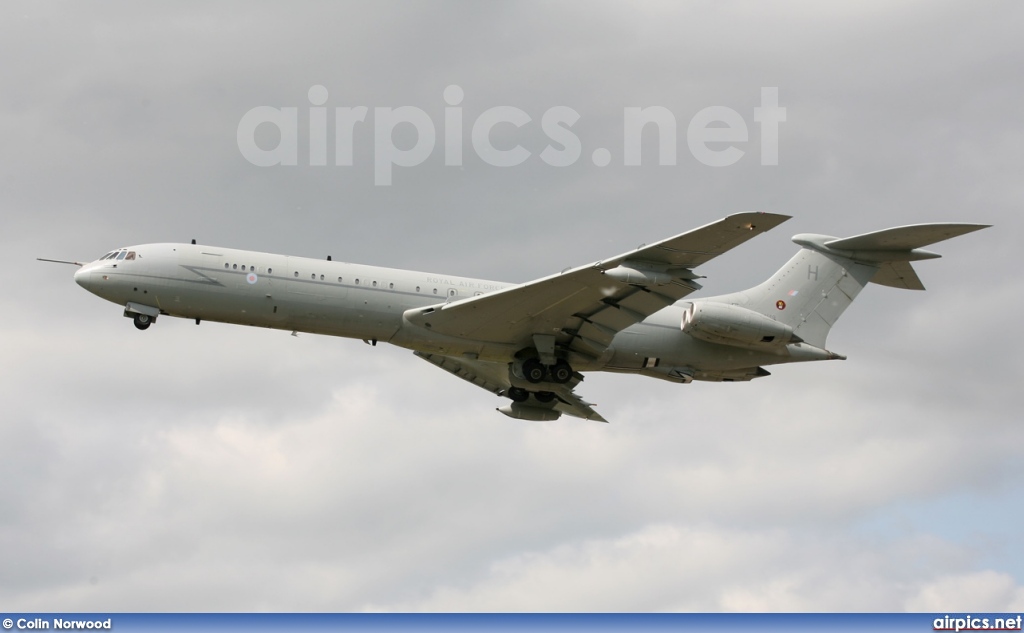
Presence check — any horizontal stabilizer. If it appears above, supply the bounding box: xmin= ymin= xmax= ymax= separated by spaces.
xmin=792 ymin=222 xmax=990 ymax=293
xmin=825 ymin=223 xmax=989 ymax=251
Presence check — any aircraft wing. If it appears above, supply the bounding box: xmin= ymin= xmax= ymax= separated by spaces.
xmin=405 ymin=213 xmax=790 ymax=363
xmin=825 ymin=222 xmax=990 ymax=251
xmin=415 ymin=352 xmax=607 ymax=422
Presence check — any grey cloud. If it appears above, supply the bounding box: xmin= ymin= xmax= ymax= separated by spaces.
xmin=2 ymin=0 xmax=1023 ymax=612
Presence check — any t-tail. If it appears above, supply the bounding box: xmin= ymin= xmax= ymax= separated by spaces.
xmin=694 ymin=222 xmax=990 ymax=350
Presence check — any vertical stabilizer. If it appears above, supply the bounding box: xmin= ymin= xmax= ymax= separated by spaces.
xmin=702 ymin=222 xmax=988 ymax=349
xmin=718 ymin=248 xmax=877 ymax=348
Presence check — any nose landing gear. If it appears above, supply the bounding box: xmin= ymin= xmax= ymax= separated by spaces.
xmin=132 ymin=313 xmax=152 ymax=330
xmin=124 ymin=303 xmax=160 ymax=330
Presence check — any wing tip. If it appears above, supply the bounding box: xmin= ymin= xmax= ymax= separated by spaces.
xmin=727 ymin=212 xmax=792 ymax=232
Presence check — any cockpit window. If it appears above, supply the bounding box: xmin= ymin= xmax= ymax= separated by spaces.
xmin=100 ymin=252 xmax=116 ymax=260
xmin=125 ymin=251 xmax=136 ymax=261
xmin=116 ymin=251 xmax=127 ymax=260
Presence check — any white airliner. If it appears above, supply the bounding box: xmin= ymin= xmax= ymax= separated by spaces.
xmin=42 ymin=213 xmax=987 ymax=422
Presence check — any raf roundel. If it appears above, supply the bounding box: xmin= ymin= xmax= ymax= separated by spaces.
xmin=776 ymin=299 xmax=786 ymax=310
xmin=247 ymin=272 xmax=258 ymax=285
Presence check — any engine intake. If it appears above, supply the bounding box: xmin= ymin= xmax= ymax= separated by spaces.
xmin=682 ymin=301 xmax=796 ymax=349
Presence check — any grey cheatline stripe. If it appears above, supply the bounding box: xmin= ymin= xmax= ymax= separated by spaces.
xmin=187 ymin=265 xmax=450 ymax=300
xmin=176 ymin=265 xmax=226 ymax=286
xmin=104 ymin=269 xmax=225 ymax=287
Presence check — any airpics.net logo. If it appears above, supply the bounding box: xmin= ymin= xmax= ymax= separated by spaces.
xmin=236 ymin=85 xmax=786 ymax=185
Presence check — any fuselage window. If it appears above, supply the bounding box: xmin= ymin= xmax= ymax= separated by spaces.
xmin=389 ymin=283 xmax=394 ymax=289
xmin=116 ymin=251 xmax=127 ymax=260
xmin=337 ymin=277 xmax=342 ymax=283
xmin=320 ymin=274 xmax=325 ymax=281
xmin=224 ymin=263 xmax=229 ymax=269
xmin=294 ymin=271 xmax=299 ymax=277
xmin=311 ymin=273 xmax=316 ymax=280
xmin=372 ymin=281 xmax=377 ymax=287
xmin=433 ymin=288 xmax=438 ymax=294
xmin=416 ymin=286 xmax=420 ymax=292
xmin=355 ymin=279 xmax=360 ymax=285
xmin=268 ymin=268 xmax=273 ymax=274
xmin=448 ymin=289 xmax=456 ymax=297
xmin=233 ymin=264 xmax=238 ymax=270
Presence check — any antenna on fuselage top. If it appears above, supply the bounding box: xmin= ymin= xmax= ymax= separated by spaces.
xmin=327 ymin=255 xmax=332 ymax=261
xmin=191 ymin=239 xmax=196 ymax=244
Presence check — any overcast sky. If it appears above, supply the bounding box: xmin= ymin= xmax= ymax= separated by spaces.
xmin=2 ymin=0 xmax=1023 ymax=612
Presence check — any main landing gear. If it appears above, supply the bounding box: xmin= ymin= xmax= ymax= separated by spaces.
xmin=506 ymin=354 xmax=575 ymax=404
xmin=508 ymin=386 xmax=556 ymax=404
xmin=519 ymin=358 xmax=573 ymax=384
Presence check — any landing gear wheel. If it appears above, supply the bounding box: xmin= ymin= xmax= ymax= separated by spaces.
xmin=549 ymin=360 xmax=573 ymax=384
xmin=534 ymin=391 xmax=556 ymax=403
xmin=132 ymin=313 xmax=152 ymax=330
xmin=507 ymin=387 xmax=529 ymax=402
xmin=522 ymin=358 xmax=547 ymax=383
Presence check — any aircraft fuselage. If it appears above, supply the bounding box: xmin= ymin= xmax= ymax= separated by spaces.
xmin=72 ymin=242 xmax=804 ymax=382
xmin=56 ymin=215 xmax=986 ymax=421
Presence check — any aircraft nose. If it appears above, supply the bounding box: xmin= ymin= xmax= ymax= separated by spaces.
xmin=74 ymin=267 xmax=94 ymax=290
